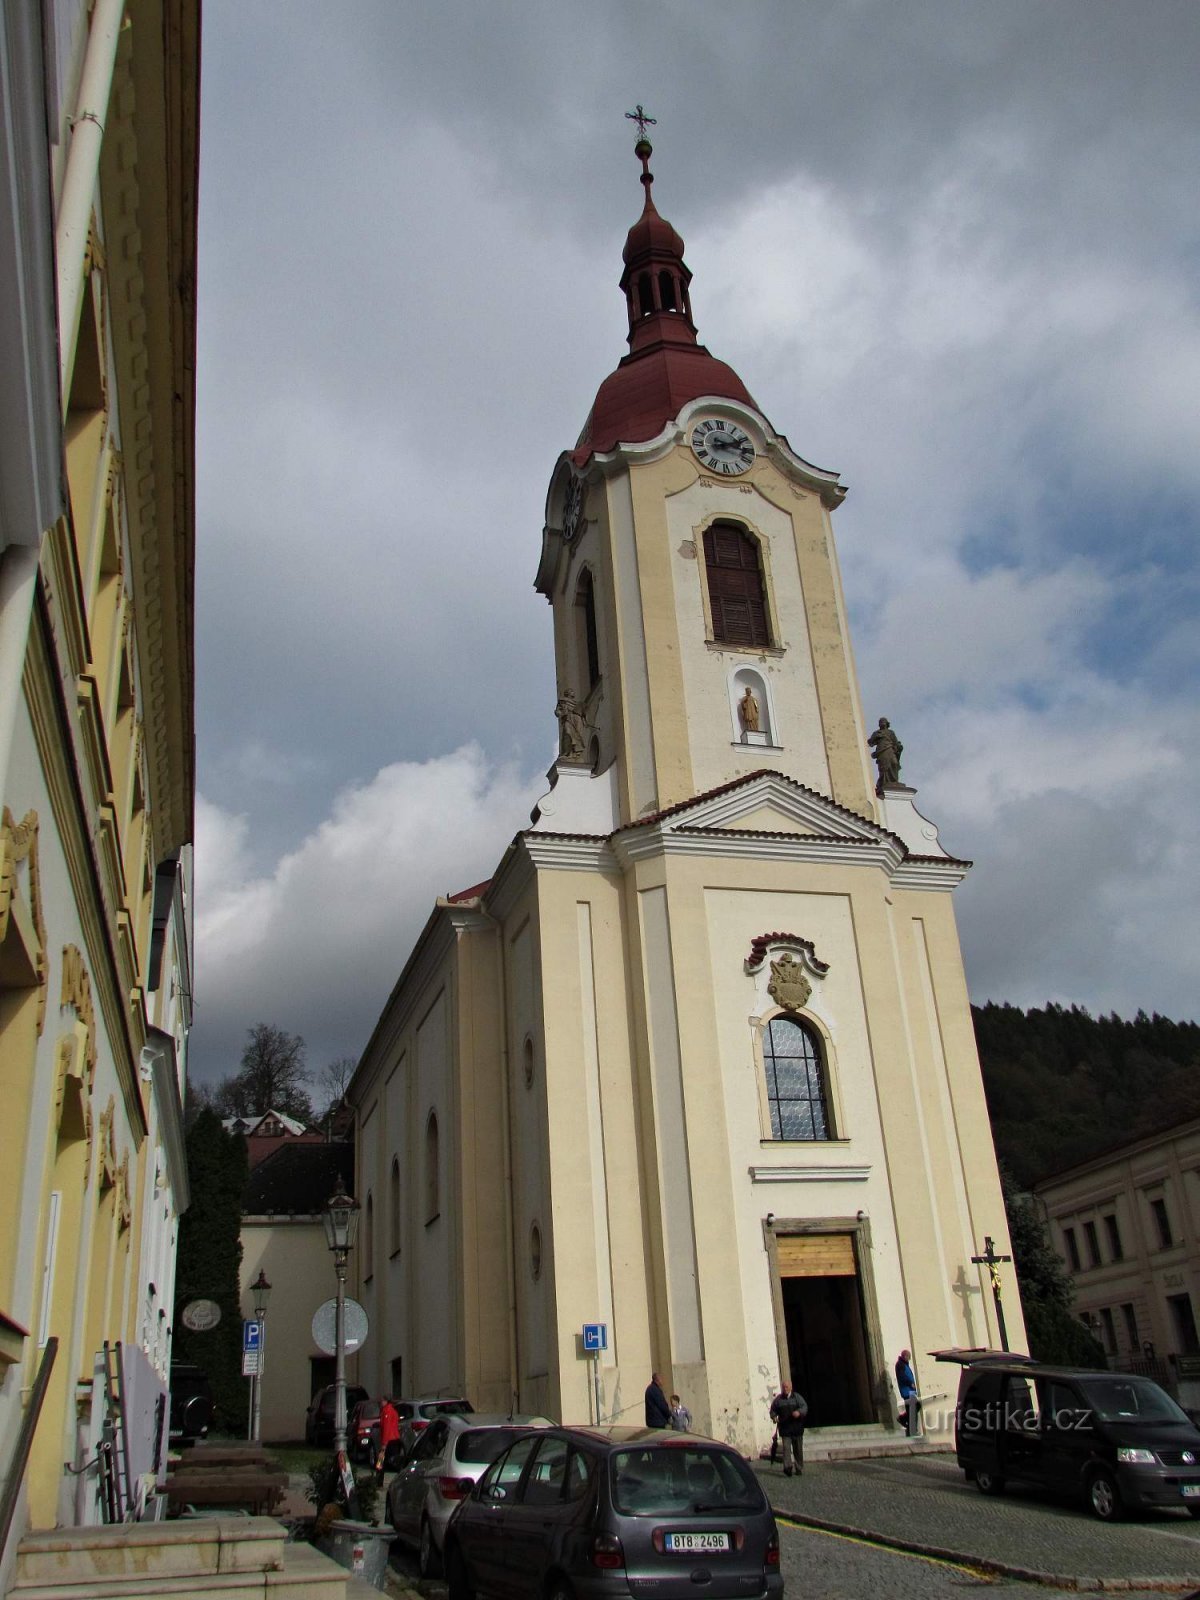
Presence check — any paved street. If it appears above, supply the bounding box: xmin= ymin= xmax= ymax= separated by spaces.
xmin=377 ymin=1454 xmax=1200 ymax=1599
xmin=761 ymin=1454 xmax=1200 ymax=1589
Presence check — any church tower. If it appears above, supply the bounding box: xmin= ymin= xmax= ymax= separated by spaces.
xmin=351 ymin=130 xmax=1021 ymax=1451
xmin=535 ymin=132 xmax=876 ymax=831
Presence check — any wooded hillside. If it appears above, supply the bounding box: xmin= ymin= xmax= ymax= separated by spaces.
xmin=973 ymin=1002 xmax=1200 ymax=1188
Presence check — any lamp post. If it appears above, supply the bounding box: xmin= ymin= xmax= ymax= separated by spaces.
xmin=250 ymin=1268 xmax=271 ymax=1443
xmin=322 ymin=1178 xmax=360 ymax=1458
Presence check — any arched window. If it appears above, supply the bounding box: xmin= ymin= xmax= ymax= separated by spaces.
xmin=425 ymin=1112 xmax=439 ymax=1222
xmin=575 ymin=569 xmax=600 ymax=692
xmin=390 ymin=1156 xmax=401 ymax=1255
xmin=659 ymin=270 xmax=677 ymax=311
xmin=637 ymin=272 xmax=653 ymax=317
xmin=364 ymin=1192 xmax=374 ymax=1280
xmin=703 ymin=523 xmax=770 ymax=647
xmin=763 ymin=1015 xmax=831 ymax=1140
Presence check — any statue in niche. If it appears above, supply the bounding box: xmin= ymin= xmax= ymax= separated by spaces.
xmin=738 ymin=686 xmax=760 ymax=734
xmin=555 ymin=688 xmax=590 ymax=764
xmin=868 ymin=717 xmax=903 ymax=795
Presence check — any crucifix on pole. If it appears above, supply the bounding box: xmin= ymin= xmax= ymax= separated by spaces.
xmin=625 ymin=104 xmax=657 ymax=141
xmin=972 ymin=1235 xmax=1013 ymax=1352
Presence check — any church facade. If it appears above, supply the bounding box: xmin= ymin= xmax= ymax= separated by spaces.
xmin=348 ymin=136 xmax=1021 ymax=1450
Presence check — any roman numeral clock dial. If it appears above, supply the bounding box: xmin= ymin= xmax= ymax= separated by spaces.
xmin=691 ymin=418 xmax=756 ymax=475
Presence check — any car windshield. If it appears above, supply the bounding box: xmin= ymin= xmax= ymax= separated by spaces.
xmin=455 ymin=1428 xmax=532 ymax=1465
xmin=611 ymin=1446 xmax=764 ymax=1515
xmin=1077 ymin=1376 xmax=1191 ymax=1424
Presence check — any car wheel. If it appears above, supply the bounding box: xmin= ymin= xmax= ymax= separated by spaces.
xmin=419 ymin=1519 xmax=442 ymax=1579
xmin=974 ymin=1469 xmax=1005 ymax=1496
xmin=445 ymin=1544 xmax=474 ymax=1600
xmin=1087 ymin=1467 xmax=1123 ymax=1522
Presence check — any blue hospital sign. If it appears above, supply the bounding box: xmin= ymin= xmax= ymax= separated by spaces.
xmin=582 ymin=1323 xmax=607 ymax=1352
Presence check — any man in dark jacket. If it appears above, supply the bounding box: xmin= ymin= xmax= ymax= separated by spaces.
xmin=769 ymin=1379 xmax=808 ymax=1475
xmin=645 ymin=1371 xmax=671 ymax=1428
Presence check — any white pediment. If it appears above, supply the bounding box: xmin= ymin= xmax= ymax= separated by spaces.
xmin=665 ymin=772 xmax=888 ymax=844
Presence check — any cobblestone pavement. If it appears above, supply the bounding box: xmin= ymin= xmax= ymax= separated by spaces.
xmin=759 ymin=1455 xmax=1200 ymax=1589
xmin=777 ymin=1520 xmax=1195 ymax=1598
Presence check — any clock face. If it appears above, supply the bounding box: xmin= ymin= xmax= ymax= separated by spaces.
xmin=562 ymin=474 xmax=584 ymax=540
xmin=691 ymin=418 xmax=755 ymax=476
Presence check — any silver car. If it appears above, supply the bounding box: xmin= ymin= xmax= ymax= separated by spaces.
xmin=386 ymin=1412 xmax=552 ymax=1576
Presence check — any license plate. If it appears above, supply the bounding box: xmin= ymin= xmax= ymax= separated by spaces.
xmin=664 ymin=1532 xmax=730 ymax=1552
xmin=1182 ymin=1485 xmax=1200 ymax=1499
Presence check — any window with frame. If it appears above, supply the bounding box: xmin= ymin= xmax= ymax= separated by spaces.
xmin=703 ymin=522 xmax=770 ymax=648
xmin=390 ymin=1157 xmax=401 ymax=1255
xmin=1104 ymin=1213 xmax=1123 ymax=1261
xmin=1150 ymin=1196 xmax=1173 ymax=1250
xmin=1083 ymin=1219 xmax=1101 ymax=1268
xmin=1062 ymin=1225 xmax=1081 ymax=1271
xmin=575 ymin=568 xmax=600 ymax=693
xmin=762 ymin=1015 xmax=830 ymax=1140
xmin=425 ymin=1112 xmax=439 ymax=1223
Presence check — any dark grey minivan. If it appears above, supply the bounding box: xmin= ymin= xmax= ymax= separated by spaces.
xmin=950 ymin=1352 xmax=1200 ymax=1521
xmin=443 ymin=1424 xmax=782 ymax=1600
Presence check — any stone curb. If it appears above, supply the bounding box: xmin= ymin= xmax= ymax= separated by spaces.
xmin=771 ymin=1507 xmax=1200 ymax=1593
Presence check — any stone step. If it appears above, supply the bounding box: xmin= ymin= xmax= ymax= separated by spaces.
xmin=13 ymin=1517 xmax=285 ymax=1587
xmin=9 ymin=1540 xmax=351 ymax=1600
xmin=802 ymin=1426 xmax=946 ymax=1462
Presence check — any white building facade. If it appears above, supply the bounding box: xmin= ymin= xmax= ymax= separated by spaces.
xmin=349 ymin=137 xmax=1020 ymax=1453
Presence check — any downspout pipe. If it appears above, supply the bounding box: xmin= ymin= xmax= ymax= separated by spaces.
xmin=55 ymin=0 xmax=127 ymax=402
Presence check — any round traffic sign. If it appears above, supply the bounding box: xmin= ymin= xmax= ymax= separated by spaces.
xmin=311 ymin=1297 xmax=369 ymax=1356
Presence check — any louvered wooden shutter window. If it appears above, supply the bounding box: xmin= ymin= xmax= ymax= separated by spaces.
xmin=703 ymin=523 xmax=769 ymax=647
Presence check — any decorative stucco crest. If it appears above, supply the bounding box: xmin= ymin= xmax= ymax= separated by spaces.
xmin=98 ymin=1095 xmax=118 ymax=1190
xmin=744 ymin=932 xmax=829 ymax=1015
xmin=0 ymin=807 xmax=48 ymax=1029
xmin=60 ymin=944 xmax=98 ymax=1093
xmin=767 ymin=953 xmax=810 ymax=1013
xmin=117 ymin=1152 xmax=132 ymax=1231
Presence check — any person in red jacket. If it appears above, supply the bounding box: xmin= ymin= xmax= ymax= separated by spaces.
xmin=376 ymin=1396 xmax=401 ymax=1479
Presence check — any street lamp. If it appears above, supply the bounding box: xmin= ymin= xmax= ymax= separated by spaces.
xmin=250 ymin=1269 xmax=271 ymax=1443
xmin=322 ymin=1178 xmax=360 ymax=1457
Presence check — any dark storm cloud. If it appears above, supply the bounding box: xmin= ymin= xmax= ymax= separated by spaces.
xmin=192 ymin=1 xmax=1200 ymax=1085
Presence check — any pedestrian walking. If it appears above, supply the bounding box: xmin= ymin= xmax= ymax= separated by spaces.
xmin=768 ymin=1379 xmax=807 ymax=1475
xmin=895 ymin=1348 xmax=920 ymax=1437
xmin=645 ymin=1371 xmax=671 ymax=1428
xmin=375 ymin=1395 xmax=400 ymax=1479
xmin=669 ymin=1392 xmax=692 ymax=1431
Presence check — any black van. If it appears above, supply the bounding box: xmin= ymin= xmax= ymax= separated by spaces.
xmin=945 ymin=1351 xmax=1200 ymax=1521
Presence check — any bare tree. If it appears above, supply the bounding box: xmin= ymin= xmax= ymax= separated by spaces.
xmin=315 ymin=1055 xmax=358 ymax=1130
xmin=212 ymin=1023 xmax=314 ymax=1123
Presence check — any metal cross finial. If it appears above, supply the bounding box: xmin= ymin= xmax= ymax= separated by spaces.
xmin=625 ymin=104 xmax=657 ymax=140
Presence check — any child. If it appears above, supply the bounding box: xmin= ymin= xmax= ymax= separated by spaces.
xmin=669 ymin=1392 xmax=692 ymax=1431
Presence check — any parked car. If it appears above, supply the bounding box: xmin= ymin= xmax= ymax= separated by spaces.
xmin=168 ymin=1363 xmax=214 ymax=1443
xmin=395 ymin=1395 xmax=475 ymax=1459
xmin=305 ymin=1382 xmax=369 ymax=1447
xmin=442 ymin=1425 xmax=782 ymax=1600
xmin=350 ymin=1399 xmax=383 ymax=1463
xmin=387 ymin=1413 xmax=552 ymax=1576
xmin=946 ymin=1350 xmax=1200 ymax=1520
